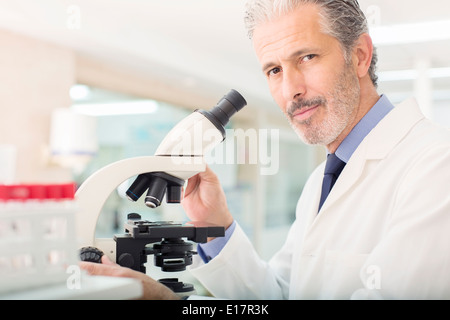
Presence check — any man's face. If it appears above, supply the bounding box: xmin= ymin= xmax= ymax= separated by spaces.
xmin=253 ymin=4 xmax=361 ymax=149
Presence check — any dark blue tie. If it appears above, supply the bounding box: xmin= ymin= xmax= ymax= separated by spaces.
xmin=318 ymin=153 xmax=346 ymax=212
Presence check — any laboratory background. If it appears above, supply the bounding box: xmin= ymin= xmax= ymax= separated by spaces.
xmin=0 ymin=0 xmax=449 ymax=298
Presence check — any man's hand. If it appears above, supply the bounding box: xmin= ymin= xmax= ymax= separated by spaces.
xmin=182 ymin=165 xmax=233 ymax=229
xmin=79 ymin=255 xmax=180 ymax=300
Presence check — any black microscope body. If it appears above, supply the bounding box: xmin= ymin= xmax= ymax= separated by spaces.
xmin=115 ymin=213 xmax=224 ymax=294
xmin=81 ymin=213 xmax=225 ymax=294
xmin=115 ymin=213 xmax=224 ymax=274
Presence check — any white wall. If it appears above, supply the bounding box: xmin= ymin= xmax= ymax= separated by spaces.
xmin=0 ymin=29 xmax=75 ymax=183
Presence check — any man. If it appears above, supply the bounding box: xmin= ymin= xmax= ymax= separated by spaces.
xmin=81 ymin=0 xmax=450 ymax=299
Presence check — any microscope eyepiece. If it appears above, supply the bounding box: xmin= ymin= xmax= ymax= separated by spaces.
xmin=204 ymin=89 xmax=247 ymax=128
xmin=225 ymin=89 xmax=247 ymax=112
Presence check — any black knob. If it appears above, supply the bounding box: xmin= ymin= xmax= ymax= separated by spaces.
xmin=80 ymin=246 xmax=104 ymax=263
xmin=118 ymin=253 xmax=135 ymax=268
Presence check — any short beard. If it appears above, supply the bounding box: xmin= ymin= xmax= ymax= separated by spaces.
xmin=286 ymin=64 xmax=360 ymax=146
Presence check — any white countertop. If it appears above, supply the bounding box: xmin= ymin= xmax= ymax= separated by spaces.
xmin=0 ymin=275 xmax=142 ymax=300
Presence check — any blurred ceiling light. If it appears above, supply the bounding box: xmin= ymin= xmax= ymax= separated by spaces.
xmin=70 ymin=84 xmax=91 ymax=101
xmin=371 ymin=20 xmax=450 ymax=46
xmin=378 ymin=67 xmax=450 ymax=82
xmin=71 ymin=100 xmax=159 ymax=116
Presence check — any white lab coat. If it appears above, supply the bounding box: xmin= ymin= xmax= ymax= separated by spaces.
xmin=189 ymin=98 xmax=450 ymax=299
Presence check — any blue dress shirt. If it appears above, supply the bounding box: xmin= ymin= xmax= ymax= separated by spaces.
xmin=197 ymin=95 xmax=394 ymax=263
xmin=335 ymin=94 xmax=394 ymax=163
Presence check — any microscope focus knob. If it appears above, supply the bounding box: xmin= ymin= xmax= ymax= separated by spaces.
xmin=118 ymin=253 xmax=135 ymax=268
xmin=79 ymin=246 xmax=104 ymax=263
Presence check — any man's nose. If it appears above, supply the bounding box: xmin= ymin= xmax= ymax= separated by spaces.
xmin=282 ymin=69 xmax=306 ymax=102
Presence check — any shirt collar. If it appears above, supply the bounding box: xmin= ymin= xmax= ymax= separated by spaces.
xmin=335 ymin=94 xmax=394 ymax=163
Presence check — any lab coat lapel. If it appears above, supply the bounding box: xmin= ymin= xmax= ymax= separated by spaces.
xmin=317 ymin=98 xmax=424 ymax=215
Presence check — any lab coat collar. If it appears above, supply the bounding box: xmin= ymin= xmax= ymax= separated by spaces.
xmin=318 ymin=97 xmax=425 ymax=214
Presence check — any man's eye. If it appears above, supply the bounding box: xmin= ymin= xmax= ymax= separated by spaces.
xmin=268 ymin=67 xmax=281 ymax=77
xmin=302 ymin=54 xmax=316 ymax=62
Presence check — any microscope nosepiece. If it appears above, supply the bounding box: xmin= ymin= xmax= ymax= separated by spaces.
xmin=126 ymin=172 xmax=185 ymax=208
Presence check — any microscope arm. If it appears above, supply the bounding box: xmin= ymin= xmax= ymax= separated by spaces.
xmin=75 ymin=156 xmax=205 ymax=261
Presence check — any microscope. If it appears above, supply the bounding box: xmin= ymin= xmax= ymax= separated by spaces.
xmin=76 ymin=89 xmax=247 ymax=296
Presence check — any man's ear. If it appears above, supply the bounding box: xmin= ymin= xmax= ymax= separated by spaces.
xmin=353 ymin=33 xmax=373 ymax=79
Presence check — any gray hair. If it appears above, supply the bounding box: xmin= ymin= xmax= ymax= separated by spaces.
xmin=244 ymin=0 xmax=378 ymax=87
